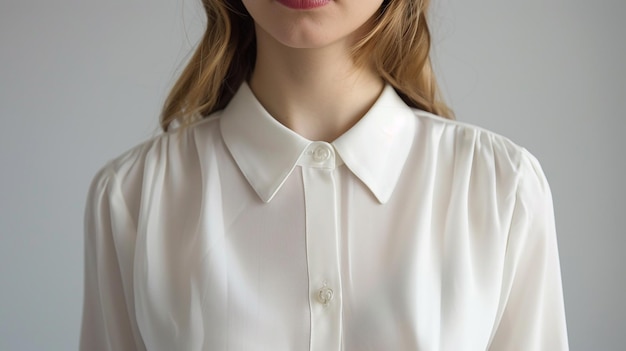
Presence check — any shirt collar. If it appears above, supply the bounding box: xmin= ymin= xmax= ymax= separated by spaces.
xmin=220 ymin=82 xmax=416 ymax=204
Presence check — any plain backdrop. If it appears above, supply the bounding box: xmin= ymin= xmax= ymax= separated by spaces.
xmin=1 ymin=0 xmax=624 ymax=350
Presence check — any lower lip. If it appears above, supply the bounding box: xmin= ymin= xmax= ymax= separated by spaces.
xmin=276 ymin=0 xmax=331 ymax=10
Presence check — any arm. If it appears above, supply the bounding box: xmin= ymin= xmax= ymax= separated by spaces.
xmin=80 ymin=165 xmax=145 ymax=351
xmin=488 ymin=150 xmax=569 ymax=350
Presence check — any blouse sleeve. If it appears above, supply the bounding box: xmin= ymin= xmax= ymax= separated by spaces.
xmin=80 ymin=165 xmax=145 ymax=351
xmin=488 ymin=150 xmax=569 ymax=350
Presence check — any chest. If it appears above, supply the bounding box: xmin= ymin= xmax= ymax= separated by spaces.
xmin=131 ymin=161 xmax=512 ymax=350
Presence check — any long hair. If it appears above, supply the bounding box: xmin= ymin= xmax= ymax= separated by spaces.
xmin=161 ymin=0 xmax=453 ymax=131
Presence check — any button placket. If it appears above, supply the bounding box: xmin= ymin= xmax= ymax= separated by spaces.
xmin=301 ymin=156 xmax=343 ymax=351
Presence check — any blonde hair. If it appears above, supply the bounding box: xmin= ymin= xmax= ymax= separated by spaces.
xmin=161 ymin=0 xmax=453 ymax=131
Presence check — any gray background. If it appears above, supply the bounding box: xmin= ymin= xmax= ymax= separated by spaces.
xmin=0 ymin=0 xmax=623 ymax=350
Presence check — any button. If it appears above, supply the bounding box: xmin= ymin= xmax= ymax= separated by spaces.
xmin=317 ymin=286 xmax=334 ymax=305
xmin=312 ymin=146 xmax=331 ymax=162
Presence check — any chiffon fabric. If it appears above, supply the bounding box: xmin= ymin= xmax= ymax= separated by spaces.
xmin=80 ymin=83 xmax=568 ymax=350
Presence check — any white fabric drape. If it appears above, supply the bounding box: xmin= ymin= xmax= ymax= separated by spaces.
xmin=80 ymin=83 xmax=568 ymax=350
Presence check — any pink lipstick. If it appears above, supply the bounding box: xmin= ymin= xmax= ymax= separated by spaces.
xmin=276 ymin=0 xmax=331 ymax=10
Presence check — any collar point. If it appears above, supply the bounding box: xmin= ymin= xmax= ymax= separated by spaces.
xmin=255 ymin=187 xmax=278 ymax=204
xmin=373 ymin=190 xmax=392 ymax=205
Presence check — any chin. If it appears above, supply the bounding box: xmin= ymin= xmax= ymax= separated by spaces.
xmin=256 ymin=22 xmax=343 ymax=50
xmin=276 ymin=34 xmax=339 ymax=50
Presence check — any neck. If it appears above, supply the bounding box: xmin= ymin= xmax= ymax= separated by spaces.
xmin=248 ymin=25 xmax=384 ymax=142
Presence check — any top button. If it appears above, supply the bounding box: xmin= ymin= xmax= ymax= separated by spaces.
xmin=312 ymin=146 xmax=331 ymax=162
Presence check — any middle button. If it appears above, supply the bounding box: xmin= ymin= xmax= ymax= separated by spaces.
xmin=317 ymin=286 xmax=334 ymax=305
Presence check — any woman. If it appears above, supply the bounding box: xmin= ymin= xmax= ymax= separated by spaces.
xmin=80 ymin=0 xmax=569 ymax=350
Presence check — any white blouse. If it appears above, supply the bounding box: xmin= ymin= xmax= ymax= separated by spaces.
xmin=80 ymin=83 xmax=568 ymax=350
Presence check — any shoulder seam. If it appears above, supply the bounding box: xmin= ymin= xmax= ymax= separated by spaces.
xmin=411 ymin=109 xmax=522 ymax=148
